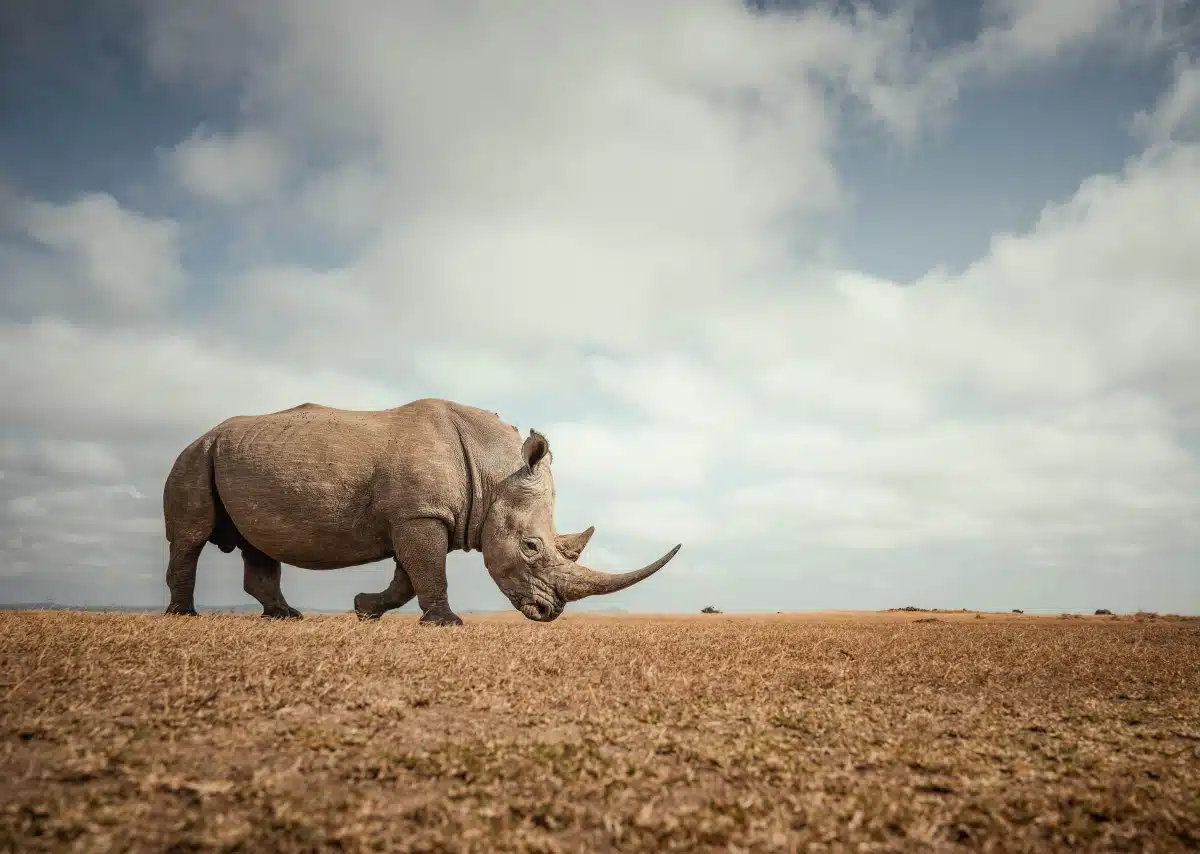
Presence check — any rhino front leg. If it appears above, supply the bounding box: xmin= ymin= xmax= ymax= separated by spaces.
xmin=392 ymin=518 xmax=463 ymax=626
xmin=242 ymin=545 xmax=302 ymax=620
xmin=354 ymin=559 xmax=416 ymax=621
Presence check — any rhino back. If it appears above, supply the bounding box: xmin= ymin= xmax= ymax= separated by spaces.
xmin=211 ymin=402 xmax=467 ymax=568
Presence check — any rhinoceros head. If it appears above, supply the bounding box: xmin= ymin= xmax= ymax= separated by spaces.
xmin=480 ymin=429 xmax=681 ymax=622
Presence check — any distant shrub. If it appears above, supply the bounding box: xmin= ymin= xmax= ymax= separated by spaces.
xmin=892 ymin=606 xmax=930 ymax=612
xmin=701 ymin=606 xmax=721 ymax=614
xmin=1012 ymin=609 xmax=1024 ymax=614
xmin=1094 ymin=608 xmax=1112 ymax=615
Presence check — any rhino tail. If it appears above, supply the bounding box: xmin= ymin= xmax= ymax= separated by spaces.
xmin=162 ymin=431 xmax=240 ymax=553
xmin=207 ymin=462 xmax=239 ymax=554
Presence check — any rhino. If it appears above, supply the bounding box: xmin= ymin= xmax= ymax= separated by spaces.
xmin=161 ymin=398 xmax=681 ymax=624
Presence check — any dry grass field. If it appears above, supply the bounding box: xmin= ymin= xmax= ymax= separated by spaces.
xmin=2 ymin=610 xmax=1198 ymax=853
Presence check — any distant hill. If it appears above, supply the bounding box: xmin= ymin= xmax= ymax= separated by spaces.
xmin=0 ymin=602 xmax=256 ymax=613
xmin=0 ymin=603 xmax=345 ymax=613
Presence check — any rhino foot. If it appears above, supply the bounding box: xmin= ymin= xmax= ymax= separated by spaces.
xmin=165 ymin=604 xmax=199 ymax=617
xmin=262 ymin=606 xmax=303 ymax=621
xmin=353 ymin=593 xmax=385 ymax=621
xmin=419 ymin=607 xmax=464 ymax=627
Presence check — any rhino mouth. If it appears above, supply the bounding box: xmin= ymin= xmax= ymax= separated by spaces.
xmin=519 ymin=596 xmax=563 ymax=622
xmin=514 ymin=579 xmax=564 ymax=622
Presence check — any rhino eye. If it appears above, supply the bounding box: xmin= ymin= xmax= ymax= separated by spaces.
xmin=521 ymin=537 xmax=542 ymax=557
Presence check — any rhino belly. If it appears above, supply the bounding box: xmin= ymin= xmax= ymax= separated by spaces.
xmin=213 ymin=443 xmax=390 ymax=569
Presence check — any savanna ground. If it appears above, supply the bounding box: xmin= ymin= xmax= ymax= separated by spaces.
xmin=1 ymin=610 xmax=1198 ymax=853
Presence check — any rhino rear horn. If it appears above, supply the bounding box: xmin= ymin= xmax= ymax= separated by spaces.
xmin=555 ymin=526 xmax=595 ymax=561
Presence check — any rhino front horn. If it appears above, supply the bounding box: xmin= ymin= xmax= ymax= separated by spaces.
xmin=557 ymin=544 xmax=682 ymax=602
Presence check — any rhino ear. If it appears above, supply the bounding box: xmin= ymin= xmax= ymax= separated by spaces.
xmin=555 ymin=526 xmax=595 ymax=561
xmin=522 ymin=429 xmax=551 ymax=472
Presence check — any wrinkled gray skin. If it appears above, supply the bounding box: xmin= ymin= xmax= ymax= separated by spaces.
xmin=162 ymin=399 xmax=681 ymax=624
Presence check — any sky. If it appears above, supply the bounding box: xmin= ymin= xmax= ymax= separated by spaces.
xmin=2 ymin=0 xmax=1199 ymax=615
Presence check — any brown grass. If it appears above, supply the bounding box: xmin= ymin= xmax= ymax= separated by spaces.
xmin=2 ymin=610 xmax=1198 ymax=853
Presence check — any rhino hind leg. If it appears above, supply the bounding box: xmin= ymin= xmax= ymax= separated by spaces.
xmin=243 ymin=544 xmax=302 ymax=620
xmin=353 ymin=559 xmax=416 ymax=621
xmin=165 ymin=541 xmax=204 ymax=616
xmin=163 ymin=435 xmax=220 ymax=616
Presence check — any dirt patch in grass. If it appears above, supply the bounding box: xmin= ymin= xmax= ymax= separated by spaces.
xmin=2 ymin=610 xmax=1198 ymax=852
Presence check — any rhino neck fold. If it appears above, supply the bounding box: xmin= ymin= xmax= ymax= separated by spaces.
xmin=453 ymin=419 xmax=489 ymax=553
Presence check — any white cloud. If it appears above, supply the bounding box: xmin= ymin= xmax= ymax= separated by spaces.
xmin=0 ymin=439 xmax=126 ymax=482
xmin=525 ymin=138 xmax=1200 ymax=558
xmin=978 ymin=0 xmax=1126 ymax=60
xmin=0 ymin=317 xmax=406 ymax=442
xmin=9 ymin=483 xmax=147 ymax=519
xmin=7 ymin=192 xmax=183 ymax=315
xmin=2 ymin=483 xmax=163 ymax=581
xmin=294 ymin=161 xmax=390 ymax=243
xmin=973 ymin=0 xmax=1182 ymax=66
xmin=166 ymin=125 xmax=292 ymax=205
xmin=890 ymin=0 xmax=1193 ymax=141
xmin=1133 ymin=54 xmax=1200 ymax=145
xmin=543 ymin=420 xmax=713 ymax=493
